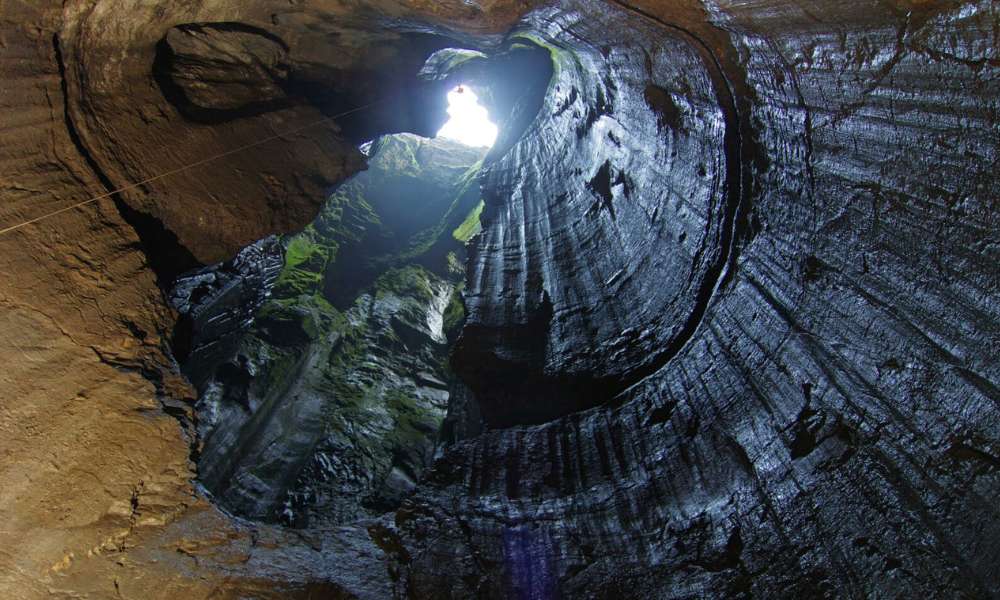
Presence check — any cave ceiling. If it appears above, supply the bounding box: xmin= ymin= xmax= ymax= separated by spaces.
xmin=0 ymin=0 xmax=997 ymax=598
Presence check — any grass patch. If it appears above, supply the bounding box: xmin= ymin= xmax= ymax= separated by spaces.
xmin=452 ymin=200 xmax=484 ymax=243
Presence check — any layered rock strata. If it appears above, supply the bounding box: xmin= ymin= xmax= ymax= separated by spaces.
xmin=0 ymin=0 xmax=997 ymax=598
xmin=400 ymin=1 xmax=1000 ymax=598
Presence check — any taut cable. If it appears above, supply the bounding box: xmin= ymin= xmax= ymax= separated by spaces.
xmin=0 ymin=101 xmax=381 ymax=237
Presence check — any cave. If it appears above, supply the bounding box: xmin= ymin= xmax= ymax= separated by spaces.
xmin=1 ymin=1 xmax=998 ymax=599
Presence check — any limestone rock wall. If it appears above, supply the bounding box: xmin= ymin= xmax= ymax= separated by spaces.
xmin=0 ymin=0 xmax=997 ymax=598
xmin=0 ymin=1 xmax=516 ymax=596
xmin=401 ymin=0 xmax=1000 ymax=597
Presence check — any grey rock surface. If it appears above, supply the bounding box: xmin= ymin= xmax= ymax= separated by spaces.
xmin=166 ymin=0 xmax=1000 ymax=597
xmin=397 ymin=1 xmax=1000 ymax=598
xmin=169 ymin=235 xmax=285 ymax=389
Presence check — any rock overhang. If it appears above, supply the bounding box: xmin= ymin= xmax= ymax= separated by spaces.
xmin=2 ymin=0 xmax=998 ymax=597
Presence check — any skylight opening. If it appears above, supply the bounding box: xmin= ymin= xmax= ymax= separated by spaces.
xmin=437 ymin=86 xmax=498 ymax=148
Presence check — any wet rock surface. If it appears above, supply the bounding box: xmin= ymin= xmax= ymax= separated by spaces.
xmin=397 ymin=1 xmax=1000 ymax=598
xmin=169 ymin=236 xmax=285 ymax=387
xmin=173 ymin=134 xmax=485 ymax=528
xmin=454 ymin=3 xmax=740 ymax=425
xmin=1 ymin=0 xmax=998 ymax=598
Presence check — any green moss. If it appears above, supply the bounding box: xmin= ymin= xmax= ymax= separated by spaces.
xmin=372 ymin=135 xmax=424 ymax=178
xmin=446 ymin=251 xmax=464 ymax=277
xmin=374 ymin=265 xmax=436 ymax=304
xmin=284 ymin=234 xmax=321 ymax=269
xmin=442 ymin=283 xmax=466 ymax=338
xmin=318 ymin=182 xmax=382 ymax=244
xmin=271 ymin=177 xmax=387 ymax=303
xmin=383 ymin=388 xmax=438 ymax=448
xmin=320 ymin=327 xmax=373 ymax=416
xmin=452 ymin=200 xmax=484 ymax=243
xmin=273 ymin=226 xmax=334 ymax=298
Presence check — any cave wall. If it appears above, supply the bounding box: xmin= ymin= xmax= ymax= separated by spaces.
xmin=0 ymin=0 xmax=997 ymax=598
xmin=0 ymin=1 xmax=530 ymax=597
xmin=401 ymin=0 xmax=1000 ymax=597
xmin=454 ymin=4 xmax=741 ymax=426
xmin=0 ymin=2 xmax=201 ymax=597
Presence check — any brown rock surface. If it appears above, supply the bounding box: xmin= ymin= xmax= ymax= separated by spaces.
xmin=1 ymin=0 xmax=997 ymax=597
xmin=0 ymin=1 xmax=535 ymax=596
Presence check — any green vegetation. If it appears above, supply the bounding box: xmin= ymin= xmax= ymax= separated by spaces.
xmin=442 ymin=283 xmax=467 ymax=338
xmin=383 ymin=388 xmax=438 ymax=448
xmin=374 ymin=265 xmax=437 ymax=304
xmin=446 ymin=251 xmax=464 ymax=277
xmin=217 ymin=132 xmax=488 ymax=522
xmin=452 ymin=200 xmax=484 ymax=243
xmin=373 ymin=135 xmax=424 ymax=178
xmin=272 ymin=229 xmax=330 ymax=296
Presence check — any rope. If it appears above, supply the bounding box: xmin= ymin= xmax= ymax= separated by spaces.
xmin=0 ymin=101 xmax=381 ymax=237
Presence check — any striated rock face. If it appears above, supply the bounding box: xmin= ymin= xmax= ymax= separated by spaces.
xmin=454 ymin=3 xmax=740 ymax=426
xmin=1 ymin=0 xmax=998 ymax=598
xmin=398 ymin=1 xmax=1000 ymax=598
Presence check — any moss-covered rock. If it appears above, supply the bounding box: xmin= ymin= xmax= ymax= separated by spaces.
xmin=442 ymin=283 xmax=467 ymax=340
xmin=186 ymin=132 xmax=486 ymax=527
xmin=452 ymin=200 xmax=484 ymax=243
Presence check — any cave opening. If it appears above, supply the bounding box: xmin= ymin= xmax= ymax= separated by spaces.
xmin=437 ymin=85 xmax=499 ymax=148
xmin=6 ymin=0 xmax=1000 ymax=596
xmin=166 ymin=41 xmax=555 ymax=528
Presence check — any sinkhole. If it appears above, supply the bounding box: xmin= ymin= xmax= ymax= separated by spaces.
xmin=167 ymin=41 xmax=554 ymax=527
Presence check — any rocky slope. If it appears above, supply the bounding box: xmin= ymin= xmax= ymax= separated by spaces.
xmin=0 ymin=0 xmax=997 ymax=598
xmin=172 ymin=134 xmax=485 ymax=528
